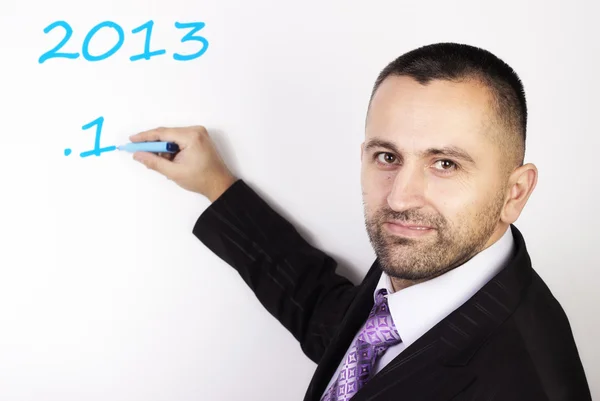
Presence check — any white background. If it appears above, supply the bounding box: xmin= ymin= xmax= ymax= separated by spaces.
xmin=0 ymin=0 xmax=598 ymax=399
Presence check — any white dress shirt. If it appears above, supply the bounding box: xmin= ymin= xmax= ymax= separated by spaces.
xmin=322 ymin=226 xmax=516 ymax=398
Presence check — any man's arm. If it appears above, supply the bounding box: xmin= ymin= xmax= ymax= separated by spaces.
xmin=193 ymin=179 xmax=358 ymax=364
xmin=128 ymin=126 xmax=358 ymax=363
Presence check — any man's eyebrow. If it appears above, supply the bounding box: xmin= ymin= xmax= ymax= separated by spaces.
xmin=364 ymin=139 xmax=476 ymax=165
xmin=423 ymin=146 xmax=476 ymax=165
xmin=364 ymin=139 xmax=401 ymax=154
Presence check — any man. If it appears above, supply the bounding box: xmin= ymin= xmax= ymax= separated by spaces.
xmin=129 ymin=42 xmax=592 ymax=400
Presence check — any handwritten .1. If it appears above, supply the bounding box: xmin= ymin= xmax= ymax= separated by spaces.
xmin=39 ymin=20 xmax=208 ymax=63
xmin=64 ymin=117 xmax=117 ymax=157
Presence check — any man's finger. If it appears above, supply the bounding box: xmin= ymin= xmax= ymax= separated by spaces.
xmin=156 ymin=152 xmax=175 ymax=161
xmin=133 ymin=152 xmax=178 ymax=179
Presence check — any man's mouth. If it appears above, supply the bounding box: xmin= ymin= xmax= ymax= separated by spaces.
xmin=384 ymin=220 xmax=435 ymax=236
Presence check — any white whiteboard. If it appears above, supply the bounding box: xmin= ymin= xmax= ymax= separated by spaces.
xmin=1 ymin=0 xmax=598 ymax=400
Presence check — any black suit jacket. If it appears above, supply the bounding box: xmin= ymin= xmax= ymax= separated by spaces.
xmin=193 ymin=179 xmax=592 ymax=400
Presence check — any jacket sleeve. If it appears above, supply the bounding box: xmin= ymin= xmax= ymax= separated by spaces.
xmin=192 ymin=179 xmax=359 ymax=364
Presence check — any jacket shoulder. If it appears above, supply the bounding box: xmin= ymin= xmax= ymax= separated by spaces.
xmin=489 ymin=269 xmax=592 ymax=400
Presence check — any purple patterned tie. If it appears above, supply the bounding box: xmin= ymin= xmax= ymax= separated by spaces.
xmin=320 ymin=288 xmax=402 ymax=401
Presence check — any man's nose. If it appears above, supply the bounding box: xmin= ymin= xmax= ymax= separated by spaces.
xmin=387 ymin=164 xmax=427 ymax=212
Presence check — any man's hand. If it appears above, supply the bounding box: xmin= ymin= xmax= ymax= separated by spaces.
xmin=129 ymin=126 xmax=237 ymax=202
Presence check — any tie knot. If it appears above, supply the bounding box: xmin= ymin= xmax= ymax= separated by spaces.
xmin=375 ymin=288 xmax=389 ymax=305
xmin=358 ymin=288 xmax=401 ymax=347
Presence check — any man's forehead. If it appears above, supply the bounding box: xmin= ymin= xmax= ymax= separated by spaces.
xmin=368 ymin=75 xmax=492 ymax=110
xmin=365 ymin=75 xmax=494 ymax=151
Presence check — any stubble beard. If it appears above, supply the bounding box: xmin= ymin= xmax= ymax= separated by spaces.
xmin=363 ymin=191 xmax=505 ymax=281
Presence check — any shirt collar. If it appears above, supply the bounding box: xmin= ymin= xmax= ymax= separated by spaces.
xmin=373 ymin=226 xmax=516 ymax=348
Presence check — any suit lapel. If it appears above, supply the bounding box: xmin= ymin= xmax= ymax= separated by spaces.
xmin=304 ymin=224 xmax=532 ymax=401
xmin=436 ymin=225 xmax=531 ymax=367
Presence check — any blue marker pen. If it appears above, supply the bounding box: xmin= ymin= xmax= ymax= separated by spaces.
xmin=117 ymin=141 xmax=180 ymax=153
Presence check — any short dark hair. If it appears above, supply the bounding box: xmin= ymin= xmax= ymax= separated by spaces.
xmin=369 ymin=42 xmax=527 ymax=172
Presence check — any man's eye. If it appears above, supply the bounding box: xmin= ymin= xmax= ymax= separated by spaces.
xmin=433 ymin=160 xmax=458 ymax=172
xmin=375 ymin=152 xmax=397 ymax=164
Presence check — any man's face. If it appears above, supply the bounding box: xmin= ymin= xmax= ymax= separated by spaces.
xmin=361 ymin=75 xmax=508 ymax=282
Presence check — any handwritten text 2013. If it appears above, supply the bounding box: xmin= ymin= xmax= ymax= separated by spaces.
xmin=39 ymin=20 xmax=208 ymax=63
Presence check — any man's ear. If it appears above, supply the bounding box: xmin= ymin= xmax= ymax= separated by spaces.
xmin=501 ymin=163 xmax=538 ymax=224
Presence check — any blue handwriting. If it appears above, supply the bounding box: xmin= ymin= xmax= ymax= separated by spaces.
xmin=39 ymin=20 xmax=208 ymax=63
xmin=64 ymin=116 xmax=116 ymax=157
